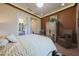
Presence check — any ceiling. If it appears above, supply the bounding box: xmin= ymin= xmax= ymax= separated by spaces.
xmin=12 ymin=3 xmax=75 ymax=18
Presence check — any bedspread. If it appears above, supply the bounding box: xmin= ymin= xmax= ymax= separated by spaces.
xmin=17 ymin=34 xmax=57 ymax=56
xmin=0 ymin=42 xmax=27 ymax=56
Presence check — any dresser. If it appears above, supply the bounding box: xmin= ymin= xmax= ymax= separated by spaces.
xmin=57 ymin=30 xmax=72 ymax=48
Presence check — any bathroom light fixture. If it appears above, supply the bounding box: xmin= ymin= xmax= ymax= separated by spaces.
xmin=36 ymin=3 xmax=44 ymax=8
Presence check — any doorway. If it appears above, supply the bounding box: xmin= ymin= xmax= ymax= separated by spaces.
xmin=18 ymin=15 xmax=31 ymax=35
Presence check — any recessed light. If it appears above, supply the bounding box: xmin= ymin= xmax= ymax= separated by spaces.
xmin=61 ymin=3 xmax=65 ymax=6
xmin=36 ymin=3 xmax=44 ymax=8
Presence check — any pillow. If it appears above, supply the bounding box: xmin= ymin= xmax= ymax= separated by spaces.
xmin=0 ymin=39 xmax=9 ymax=46
xmin=0 ymin=34 xmax=7 ymax=39
xmin=7 ymin=35 xmax=17 ymax=43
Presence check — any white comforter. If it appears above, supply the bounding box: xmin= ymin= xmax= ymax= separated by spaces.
xmin=17 ymin=34 xmax=57 ymax=56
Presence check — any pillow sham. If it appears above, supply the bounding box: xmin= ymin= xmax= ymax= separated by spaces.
xmin=0 ymin=39 xmax=9 ymax=46
xmin=7 ymin=34 xmax=17 ymax=43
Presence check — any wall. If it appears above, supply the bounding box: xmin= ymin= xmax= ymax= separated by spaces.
xmin=0 ymin=4 xmax=41 ymax=35
xmin=76 ymin=4 xmax=79 ymax=48
xmin=41 ymin=6 xmax=76 ymax=44
xmin=41 ymin=17 xmax=49 ymax=35
xmin=0 ymin=4 xmax=18 ymax=35
xmin=58 ymin=6 xmax=76 ymax=34
xmin=30 ymin=17 xmax=41 ymax=34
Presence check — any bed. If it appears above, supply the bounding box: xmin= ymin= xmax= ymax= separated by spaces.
xmin=0 ymin=41 xmax=27 ymax=56
xmin=0 ymin=34 xmax=59 ymax=56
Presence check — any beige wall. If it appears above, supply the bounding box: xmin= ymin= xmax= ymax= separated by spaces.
xmin=30 ymin=17 xmax=41 ymax=34
xmin=0 ymin=4 xmax=41 ymax=35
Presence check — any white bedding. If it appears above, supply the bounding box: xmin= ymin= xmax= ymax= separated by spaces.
xmin=17 ymin=34 xmax=57 ymax=56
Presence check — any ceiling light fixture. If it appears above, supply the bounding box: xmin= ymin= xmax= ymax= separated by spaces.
xmin=61 ymin=3 xmax=65 ymax=6
xmin=36 ymin=3 xmax=44 ymax=8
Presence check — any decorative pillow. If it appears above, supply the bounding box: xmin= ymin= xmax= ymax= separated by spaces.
xmin=0 ymin=39 xmax=9 ymax=46
xmin=7 ymin=34 xmax=17 ymax=43
xmin=0 ymin=34 xmax=7 ymax=39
